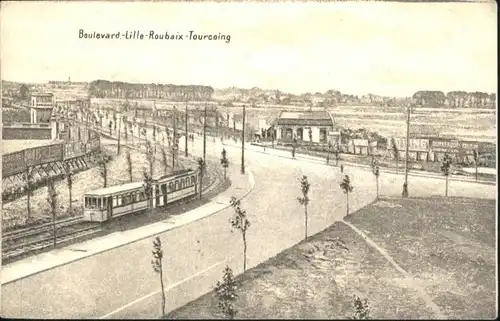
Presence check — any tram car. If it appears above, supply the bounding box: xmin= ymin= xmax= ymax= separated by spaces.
xmin=83 ymin=168 xmax=199 ymax=222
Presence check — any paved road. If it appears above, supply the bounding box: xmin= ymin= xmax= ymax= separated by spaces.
xmin=2 ymin=124 xmax=496 ymax=319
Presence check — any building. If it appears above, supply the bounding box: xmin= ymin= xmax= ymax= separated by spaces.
xmin=391 ymin=137 xmax=431 ymax=161
xmin=275 ymin=110 xmax=340 ymax=146
xmin=30 ymin=93 xmax=54 ymax=123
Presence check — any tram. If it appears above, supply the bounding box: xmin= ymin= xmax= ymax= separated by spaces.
xmin=83 ymin=168 xmax=199 ymax=222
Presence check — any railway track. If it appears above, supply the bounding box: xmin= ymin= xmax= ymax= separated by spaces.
xmin=2 ymin=217 xmax=102 ymax=262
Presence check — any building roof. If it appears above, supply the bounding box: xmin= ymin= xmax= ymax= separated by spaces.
xmin=277 ymin=110 xmax=335 ymax=127
xmin=31 ymin=92 xmax=54 ymax=97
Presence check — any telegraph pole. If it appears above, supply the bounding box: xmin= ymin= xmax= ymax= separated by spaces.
xmin=203 ymin=103 xmax=207 ymax=163
xmin=402 ymin=103 xmax=411 ymax=198
xmin=241 ymin=105 xmax=246 ymax=174
xmin=117 ymin=115 xmax=121 ymax=155
xmin=173 ymin=106 xmax=177 ymax=169
xmin=185 ymin=101 xmax=188 ymax=157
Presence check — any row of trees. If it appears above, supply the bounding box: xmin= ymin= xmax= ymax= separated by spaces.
xmin=88 ymin=80 xmax=214 ymax=101
xmin=412 ymin=90 xmax=496 ymax=108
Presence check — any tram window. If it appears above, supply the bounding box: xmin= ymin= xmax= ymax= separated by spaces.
xmin=85 ymin=197 xmax=88 ymax=208
xmin=97 ymin=198 xmax=101 ymax=208
xmin=168 ymin=182 xmax=174 ymax=192
xmin=191 ymin=176 xmax=196 ymax=185
xmin=103 ymin=198 xmax=107 ymax=207
xmin=180 ymin=179 xmax=184 ymax=189
xmin=113 ymin=196 xmax=118 ymax=207
xmin=175 ymin=180 xmax=179 ymax=190
xmin=139 ymin=192 xmax=145 ymax=201
xmin=117 ymin=196 xmax=123 ymax=206
xmin=91 ymin=198 xmax=96 ymax=208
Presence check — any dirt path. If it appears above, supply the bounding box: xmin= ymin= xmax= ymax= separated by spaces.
xmin=342 ymin=219 xmax=446 ymax=319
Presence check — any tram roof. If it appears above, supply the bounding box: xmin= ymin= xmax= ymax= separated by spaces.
xmin=85 ymin=169 xmax=195 ymax=196
xmin=85 ymin=181 xmax=145 ymax=196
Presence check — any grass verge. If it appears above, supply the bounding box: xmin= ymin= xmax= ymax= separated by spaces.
xmin=167 ymin=197 xmax=496 ymax=319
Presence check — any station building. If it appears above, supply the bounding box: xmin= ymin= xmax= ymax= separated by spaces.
xmin=275 ymin=110 xmax=341 ymax=146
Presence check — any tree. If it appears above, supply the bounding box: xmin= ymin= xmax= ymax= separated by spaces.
xmin=143 ymin=167 xmax=154 ymax=216
xmin=112 ymin=112 xmax=117 ymax=131
xmin=124 ymin=122 xmax=128 ymax=142
xmin=145 ymin=139 xmax=155 ymax=177
xmin=19 ymin=84 xmax=30 ymax=100
xmin=161 ymin=147 xmax=169 ymax=175
xmin=472 ymin=149 xmax=479 ymax=181
xmin=340 ymin=175 xmax=354 ymax=216
xmin=326 ymin=142 xmax=332 ymax=165
xmin=371 ymin=157 xmax=380 ymax=200
xmin=441 ymin=154 xmax=453 ymax=197
xmin=197 ymin=157 xmax=205 ymax=200
xmin=297 ymin=175 xmax=311 ymax=239
xmin=220 ymin=148 xmax=229 ymax=180
xmin=229 ymin=197 xmax=251 ymax=272
xmin=64 ymin=162 xmax=74 ymax=215
xmin=351 ymin=295 xmax=370 ymax=320
xmin=126 ymin=149 xmax=133 ymax=182
xmin=23 ymin=167 xmax=34 ymax=220
xmin=308 ymin=127 xmax=313 ymax=150
xmin=151 ymin=236 xmax=166 ymax=317
xmin=391 ymin=138 xmax=399 ymax=173
xmin=335 ymin=145 xmax=340 ymax=166
xmin=97 ymin=152 xmax=110 ymax=188
xmin=214 ymin=266 xmax=238 ymax=320
xmin=46 ymin=178 xmax=58 ymax=248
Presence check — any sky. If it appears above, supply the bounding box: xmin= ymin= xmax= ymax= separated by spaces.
xmin=1 ymin=1 xmax=497 ymax=97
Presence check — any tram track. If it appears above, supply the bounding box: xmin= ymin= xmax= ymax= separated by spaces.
xmin=2 ymin=129 xmax=226 ymax=263
xmin=2 ymin=218 xmax=102 ymax=262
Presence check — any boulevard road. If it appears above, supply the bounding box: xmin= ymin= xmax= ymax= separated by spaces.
xmin=2 ymin=131 xmax=496 ymax=319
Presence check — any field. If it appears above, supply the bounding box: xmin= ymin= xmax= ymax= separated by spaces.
xmin=90 ymin=98 xmax=496 ymax=143
xmin=346 ymin=197 xmax=496 ymax=319
xmin=167 ymin=197 xmax=496 ymax=319
xmin=1 ymin=143 xmax=196 ymax=230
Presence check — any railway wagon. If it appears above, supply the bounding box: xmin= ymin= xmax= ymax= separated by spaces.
xmin=83 ymin=168 xmax=199 ymax=222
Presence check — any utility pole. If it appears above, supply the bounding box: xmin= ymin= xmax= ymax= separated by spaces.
xmin=402 ymin=102 xmax=411 ymax=198
xmin=173 ymin=106 xmax=177 ymax=169
xmin=117 ymin=114 xmax=121 ymax=155
xmin=203 ymin=103 xmax=207 ymax=163
xmin=241 ymin=105 xmax=246 ymax=174
xmin=185 ymin=101 xmax=188 ymax=157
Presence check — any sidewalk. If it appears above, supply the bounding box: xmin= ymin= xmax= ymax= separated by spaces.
xmin=226 ymin=140 xmax=495 ymax=186
xmin=1 ymin=164 xmax=254 ymax=285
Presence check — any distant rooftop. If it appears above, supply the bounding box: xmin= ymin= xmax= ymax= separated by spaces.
xmin=277 ymin=110 xmax=335 ymax=127
xmin=31 ymin=92 xmax=54 ymax=97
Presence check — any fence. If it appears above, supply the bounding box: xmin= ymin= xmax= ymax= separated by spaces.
xmin=2 ymin=130 xmax=101 ymax=178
